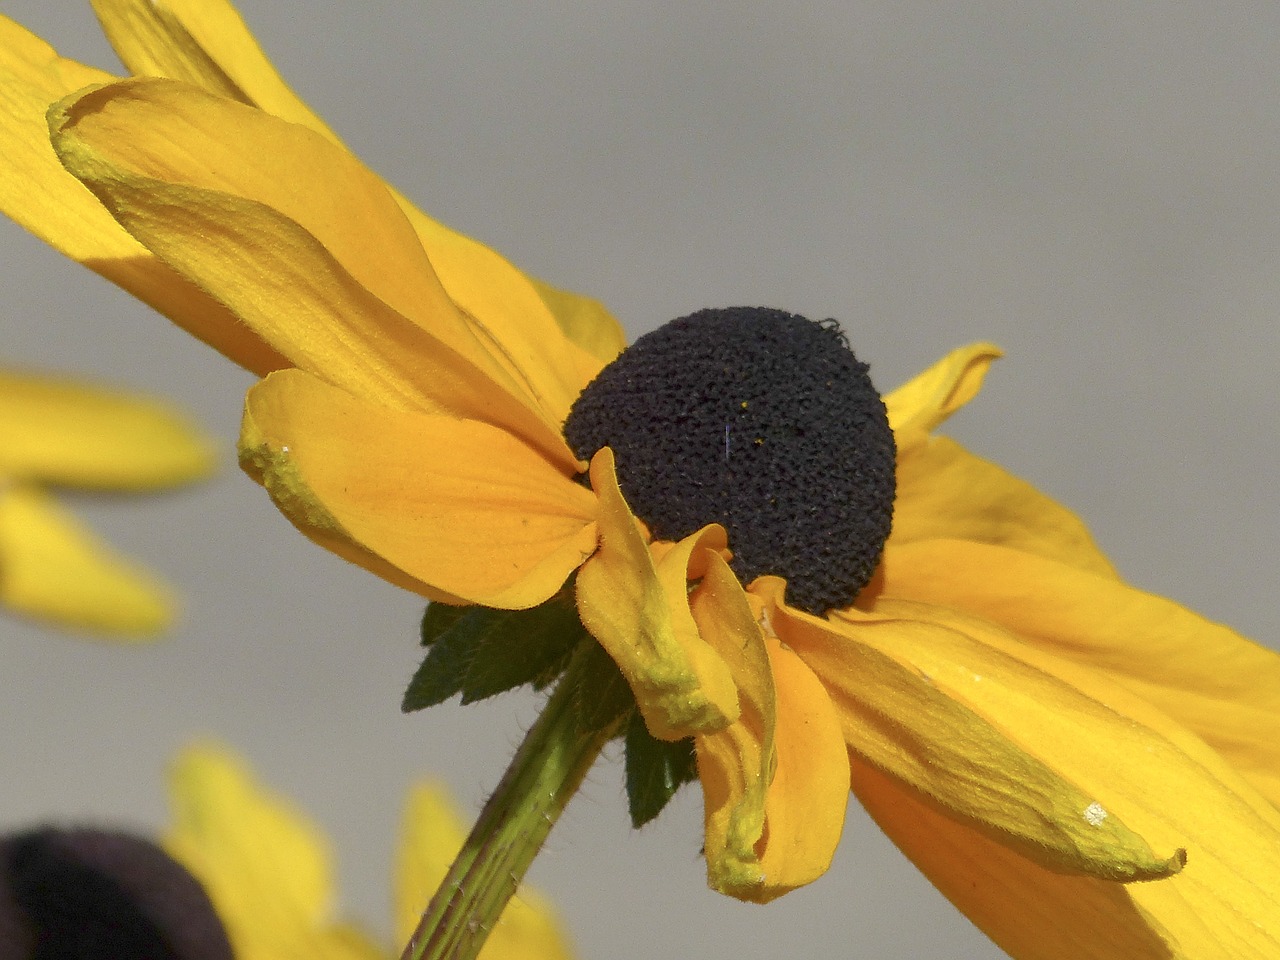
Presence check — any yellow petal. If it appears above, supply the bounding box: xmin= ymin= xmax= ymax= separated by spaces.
xmin=0 ymin=17 xmax=284 ymax=374
xmin=0 ymin=483 xmax=173 ymax=637
xmin=88 ymin=1 xmax=609 ymax=416
xmin=528 ymin=277 xmax=627 ymax=367
xmin=891 ymin=434 xmax=1116 ymax=577
xmin=241 ymin=369 xmax=596 ymax=609
xmin=388 ymin=204 xmax=604 ymax=424
xmin=696 ymin=563 xmax=848 ymax=902
xmin=853 ymin=748 xmax=1280 ymax=959
xmin=0 ymin=368 xmax=215 ymax=489
xmin=881 ymin=538 xmax=1280 ymax=809
xmin=761 ymin=579 xmax=1188 ymax=881
xmin=51 ymin=78 xmax=577 ymax=467
xmin=89 ymin=0 xmax=338 ymax=137
xmin=395 ymin=782 xmax=575 ymax=960
xmin=163 ymin=744 xmax=334 ymax=958
xmin=575 ymin=447 xmax=738 ymax=740
xmin=884 ymin=343 xmax=1002 ymax=448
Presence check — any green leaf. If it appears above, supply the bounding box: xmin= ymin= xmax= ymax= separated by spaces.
xmin=402 ymin=595 xmax=586 ymax=713
xmin=419 ymin=601 xmax=469 ymax=646
xmin=624 ymin=710 xmax=699 ymax=828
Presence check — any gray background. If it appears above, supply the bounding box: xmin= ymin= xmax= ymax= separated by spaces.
xmin=4 ymin=2 xmax=1280 ymax=958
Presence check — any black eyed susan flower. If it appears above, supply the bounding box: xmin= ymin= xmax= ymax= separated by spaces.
xmin=0 ymin=745 xmax=573 ymax=960
xmin=2 ymin=2 xmax=1280 ymax=956
xmin=0 ymin=367 xmax=213 ymax=636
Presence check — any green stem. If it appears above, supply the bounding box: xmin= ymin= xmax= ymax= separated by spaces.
xmin=400 ymin=643 xmax=621 ymax=960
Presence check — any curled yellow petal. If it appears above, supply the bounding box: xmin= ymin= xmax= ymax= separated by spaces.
xmin=854 ymin=746 xmax=1280 ymax=960
xmin=575 ymin=447 xmax=738 ymax=740
xmin=762 ymin=579 xmax=1187 ymax=882
xmin=51 ymin=78 xmax=576 ymax=468
xmin=882 ymin=538 xmax=1280 ymax=809
xmin=697 ymin=563 xmax=848 ymax=902
xmin=891 ymin=434 xmax=1115 ymax=577
xmin=240 ymin=369 xmax=597 ymax=610
xmin=85 ymin=4 xmax=607 ymax=419
xmin=0 ymin=483 xmax=173 ymax=638
xmin=395 ymin=782 xmax=575 ymax=960
xmin=0 ymin=368 xmax=215 ymax=489
xmin=884 ymin=342 xmax=1002 ymax=447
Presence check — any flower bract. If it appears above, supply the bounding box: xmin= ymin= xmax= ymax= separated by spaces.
xmin=3 ymin=2 xmax=1280 ymax=955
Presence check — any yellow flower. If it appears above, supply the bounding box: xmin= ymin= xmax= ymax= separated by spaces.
xmin=164 ymin=744 xmax=575 ymax=960
xmin=0 ymin=366 xmax=213 ymax=636
xmin=3 ymin=3 xmax=1280 ymax=956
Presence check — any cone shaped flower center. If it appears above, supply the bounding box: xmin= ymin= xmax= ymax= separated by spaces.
xmin=564 ymin=307 xmax=896 ymax=614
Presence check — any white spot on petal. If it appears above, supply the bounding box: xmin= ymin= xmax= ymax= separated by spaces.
xmin=1083 ymin=802 xmax=1108 ymax=826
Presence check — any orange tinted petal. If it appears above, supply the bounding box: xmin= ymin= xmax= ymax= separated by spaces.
xmin=763 ymin=580 xmax=1184 ymax=881
xmin=700 ymin=570 xmax=849 ymax=901
xmin=881 ymin=538 xmax=1280 ymax=808
xmin=51 ymin=79 xmax=575 ymax=468
xmin=575 ymin=447 xmax=737 ymax=740
xmin=854 ymin=751 xmax=1280 ymax=959
xmin=240 ymin=369 xmax=597 ymax=609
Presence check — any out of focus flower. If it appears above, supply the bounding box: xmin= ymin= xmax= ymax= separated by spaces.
xmin=164 ymin=744 xmax=575 ymax=960
xmin=0 ymin=744 xmax=573 ymax=960
xmin=0 ymin=367 xmax=213 ymax=636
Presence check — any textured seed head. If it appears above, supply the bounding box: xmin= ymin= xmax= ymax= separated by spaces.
xmin=564 ymin=306 xmax=896 ymax=614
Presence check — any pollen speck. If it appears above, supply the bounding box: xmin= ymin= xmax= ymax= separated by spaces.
xmin=1083 ymin=802 xmax=1108 ymax=826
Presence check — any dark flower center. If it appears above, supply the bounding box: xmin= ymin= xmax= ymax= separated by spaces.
xmin=1 ymin=827 xmax=233 ymax=960
xmin=563 ymin=306 xmax=896 ymax=614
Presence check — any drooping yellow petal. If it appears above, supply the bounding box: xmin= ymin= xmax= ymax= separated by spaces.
xmin=575 ymin=447 xmax=738 ymax=740
xmin=88 ymin=0 xmax=612 ymax=411
xmin=891 ymin=434 xmax=1115 ymax=577
xmin=0 ymin=17 xmax=284 ymax=374
xmin=395 ymin=782 xmax=575 ymax=960
xmin=0 ymin=483 xmax=173 ymax=637
xmin=696 ymin=562 xmax=847 ymax=902
xmin=165 ymin=744 xmax=383 ymax=960
xmin=761 ymin=579 xmax=1189 ymax=881
xmin=240 ymin=368 xmax=597 ymax=610
xmin=0 ymin=368 xmax=215 ymax=489
xmin=51 ymin=79 xmax=578 ymax=467
xmin=884 ymin=343 xmax=1002 ymax=449
xmin=881 ymin=538 xmax=1280 ymax=809
xmin=853 ymin=750 xmax=1280 ymax=960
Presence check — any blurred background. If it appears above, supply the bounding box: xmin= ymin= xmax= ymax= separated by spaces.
xmin=4 ymin=2 xmax=1280 ymax=957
